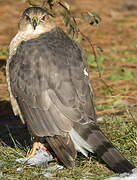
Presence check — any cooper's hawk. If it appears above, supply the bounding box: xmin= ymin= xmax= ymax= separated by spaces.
xmin=6 ymin=7 xmax=135 ymax=173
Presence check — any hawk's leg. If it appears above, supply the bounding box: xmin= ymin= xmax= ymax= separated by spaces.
xmin=27 ymin=136 xmax=42 ymax=158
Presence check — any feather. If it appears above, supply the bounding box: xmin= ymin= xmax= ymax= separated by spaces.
xmin=71 ymin=122 xmax=135 ymax=173
xmin=45 ymin=135 xmax=77 ymax=168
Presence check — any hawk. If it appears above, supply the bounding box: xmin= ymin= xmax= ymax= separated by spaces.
xmin=6 ymin=7 xmax=135 ymax=173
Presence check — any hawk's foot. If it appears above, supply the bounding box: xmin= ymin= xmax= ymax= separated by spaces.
xmin=27 ymin=137 xmax=42 ymax=158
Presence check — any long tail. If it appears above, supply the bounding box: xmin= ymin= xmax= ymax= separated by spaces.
xmin=70 ymin=122 xmax=135 ymax=173
xmin=45 ymin=135 xmax=77 ymax=168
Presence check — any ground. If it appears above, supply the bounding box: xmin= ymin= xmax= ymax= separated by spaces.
xmin=0 ymin=0 xmax=136 ymax=179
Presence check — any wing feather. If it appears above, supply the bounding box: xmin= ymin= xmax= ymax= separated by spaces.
xmin=9 ymin=27 xmax=96 ymax=137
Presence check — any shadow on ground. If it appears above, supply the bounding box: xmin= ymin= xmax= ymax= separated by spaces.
xmin=0 ymin=100 xmax=31 ymax=148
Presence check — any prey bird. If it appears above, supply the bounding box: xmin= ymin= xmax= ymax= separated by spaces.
xmin=6 ymin=7 xmax=135 ymax=173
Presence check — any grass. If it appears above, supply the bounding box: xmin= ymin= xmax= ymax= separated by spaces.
xmin=0 ymin=109 xmax=136 ymax=180
xmin=0 ymin=48 xmax=8 ymax=58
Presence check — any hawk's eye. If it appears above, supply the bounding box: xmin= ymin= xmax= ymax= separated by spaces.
xmin=42 ymin=15 xmax=46 ymax=21
xmin=25 ymin=15 xmax=29 ymax=21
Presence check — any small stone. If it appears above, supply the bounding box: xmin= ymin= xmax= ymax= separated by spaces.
xmin=32 ymin=171 xmax=38 ymax=176
xmin=47 ymin=165 xmax=63 ymax=171
xmin=97 ymin=116 xmax=104 ymax=122
xmin=16 ymin=167 xmax=23 ymax=172
xmin=42 ymin=172 xmax=52 ymax=179
xmin=0 ymin=160 xmax=3 ymax=167
xmin=0 ymin=172 xmax=3 ymax=178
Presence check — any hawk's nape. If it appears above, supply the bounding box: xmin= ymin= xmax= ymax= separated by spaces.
xmin=7 ymin=7 xmax=135 ymax=173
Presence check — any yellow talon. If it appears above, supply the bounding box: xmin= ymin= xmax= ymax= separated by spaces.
xmin=27 ymin=137 xmax=41 ymax=158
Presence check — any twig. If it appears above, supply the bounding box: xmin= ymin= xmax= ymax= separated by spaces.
xmin=58 ymin=1 xmax=69 ymax=11
xmin=42 ymin=0 xmax=48 ymax=7
xmin=72 ymin=17 xmax=113 ymax=94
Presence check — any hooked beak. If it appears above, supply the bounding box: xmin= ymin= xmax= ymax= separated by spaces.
xmin=32 ymin=16 xmax=38 ymax=30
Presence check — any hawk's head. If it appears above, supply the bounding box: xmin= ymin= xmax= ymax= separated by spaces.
xmin=18 ymin=7 xmax=55 ymax=34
